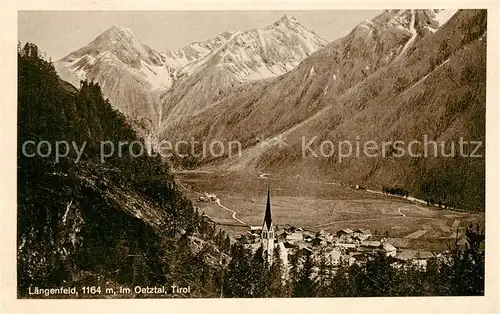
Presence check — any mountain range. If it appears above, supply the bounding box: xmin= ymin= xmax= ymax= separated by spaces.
xmin=55 ymin=14 xmax=327 ymax=127
xmin=55 ymin=9 xmax=486 ymax=210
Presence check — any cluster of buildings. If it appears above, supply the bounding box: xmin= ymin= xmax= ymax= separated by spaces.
xmin=241 ymin=224 xmax=401 ymax=268
xmin=197 ymin=192 xmax=218 ymax=202
xmin=238 ymin=188 xmax=438 ymax=271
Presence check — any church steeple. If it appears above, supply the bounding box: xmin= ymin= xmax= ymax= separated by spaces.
xmin=261 ymin=185 xmax=274 ymax=265
xmin=264 ymin=188 xmax=272 ymax=230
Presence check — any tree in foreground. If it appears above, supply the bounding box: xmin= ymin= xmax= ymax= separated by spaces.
xmin=292 ymin=250 xmax=316 ymax=297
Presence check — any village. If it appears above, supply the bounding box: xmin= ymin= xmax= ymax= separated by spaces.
xmin=237 ymin=225 xmax=440 ymax=272
xmin=195 ymin=188 xmax=457 ymax=274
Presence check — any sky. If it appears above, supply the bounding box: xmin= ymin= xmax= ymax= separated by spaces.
xmin=18 ymin=10 xmax=380 ymax=60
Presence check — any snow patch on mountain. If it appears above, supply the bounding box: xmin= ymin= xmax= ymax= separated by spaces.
xmin=177 ymin=31 xmax=243 ymax=78
xmin=395 ymin=10 xmax=417 ymax=61
xmin=423 ymin=10 xmax=459 ymax=33
xmin=140 ymin=61 xmax=173 ymax=89
xmin=434 ymin=9 xmax=458 ymax=26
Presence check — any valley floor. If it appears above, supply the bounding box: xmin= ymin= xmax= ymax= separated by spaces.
xmin=175 ymin=170 xmax=484 ymax=252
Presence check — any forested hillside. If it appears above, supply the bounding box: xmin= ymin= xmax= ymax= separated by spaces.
xmin=18 ymin=43 xmax=232 ymax=297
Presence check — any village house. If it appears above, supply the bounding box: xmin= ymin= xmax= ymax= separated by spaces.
xmin=326 ymin=248 xmax=342 ymax=266
xmin=316 ymin=230 xmax=333 ymax=242
xmin=204 ymin=192 xmax=217 ymax=201
xmin=360 ymin=240 xmax=381 ymax=249
xmin=250 ymin=226 xmax=262 ymax=234
xmin=277 ymin=242 xmax=289 ymax=268
xmin=397 ymin=250 xmax=435 ymax=269
xmin=380 ymin=243 xmax=397 ymax=257
xmin=352 ymin=228 xmax=372 ymax=241
xmin=334 ymin=242 xmax=357 ymax=253
xmin=285 ymin=231 xmax=303 ymax=243
xmin=197 ymin=192 xmax=217 ymax=202
xmin=312 ymin=248 xmax=342 ymax=266
xmin=336 ymin=228 xmax=354 ymax=241
xmin=275 ymin=229 xmax=287 ymax=241
xmin=304 ymin=234 xmax=314 ymax=243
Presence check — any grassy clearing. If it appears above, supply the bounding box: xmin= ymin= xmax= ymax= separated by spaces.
xmin=177 ymin=171 xmax=484 ymax=251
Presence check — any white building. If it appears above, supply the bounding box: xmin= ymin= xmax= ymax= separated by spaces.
xmin=327 ymin=248 xmax=342 ymax=266
xmin=285 ymin=232 xmax=303 ymax=243
xmin=204 ymin=192 xmax=217 ymax=201
xmin=381 ymin=243 xmax=397 ymax=257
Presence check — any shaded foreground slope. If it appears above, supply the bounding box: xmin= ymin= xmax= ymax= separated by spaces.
xmin=18 ymin=44 xmax=231 ymax=297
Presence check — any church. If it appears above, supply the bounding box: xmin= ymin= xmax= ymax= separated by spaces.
xmin=261 ymin=187 xmax=275 ymax=265
xmin=245 ymin=186 xmax=288 ymax=268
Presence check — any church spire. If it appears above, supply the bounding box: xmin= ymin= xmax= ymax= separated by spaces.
xmin=264 ymin=187 xmax=272 ymax=230
xmin=261 ymin=184 xmax=274 ymax=265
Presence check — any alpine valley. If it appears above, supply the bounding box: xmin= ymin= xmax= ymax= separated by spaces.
xmin=57 ymin=9 xmax=485 ymax=211
xmin=17 ymin=9 xmax=487 ymax=299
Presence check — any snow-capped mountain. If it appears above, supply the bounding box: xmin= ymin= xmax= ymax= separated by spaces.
xmin=55 ymin=15 xmax=327 ymax=128
xmin=176 ymin=15 xmax=328 ymax=81
xmin=160 ymin=9 xmax=457 ymax=131
xmin=160 ymin=32 xmax=233 ymax=71
xmin=159 ymin=14 xmax=328 ymax=125
xmin=56 ymin=26 xmax=173 ymax=90
xmin=170 ymin=8 xmax=462 ymax=137
xmin=54 ymin=26 xmax=175 ymax=121
xmin=55 ymin=10 xmax=457 ymax=131
xmin=160 ymin=9 xmax=486 ymax=211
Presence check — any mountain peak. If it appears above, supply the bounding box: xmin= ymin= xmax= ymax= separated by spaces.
xmin=98 ymin=25 xmax=136 ymax=42
xmin=58 ymin=23 xmax=165 ymax=74
xmin=219 ymin=30 xmax=234 ymax=40
xmin=108 ymin=25 xmax=133 ymax=33
xmin=375 ymin=9 xmax=458 ymax=31
xmin=277 ymin=14 xmax=299 ymax=25
xmin=87 ymin=25 xmax=155 ymax=63
xmin=108 ymin=25 xmax=123 ymax=31
xmin=262 ymin=14 xmax=300 ymax=29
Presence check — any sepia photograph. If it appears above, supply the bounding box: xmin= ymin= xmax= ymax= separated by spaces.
xmin=1 ymin=2 xmax=498 ymax=312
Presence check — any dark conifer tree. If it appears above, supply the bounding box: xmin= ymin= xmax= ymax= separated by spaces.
xmin=268 ymin=245 xmax=286 ymax=297
xmin=250 ymin=246 xmax=269 ymax=297
xmin=315 ymin=254 xmax=332 ymax=297
xmin=292 ymin=250 xmax=316 ymax=297
xmin=223 ymin=244 xmax=253 ymax=297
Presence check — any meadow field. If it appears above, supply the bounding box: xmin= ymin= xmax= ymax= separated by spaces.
xmin=176 ymin=171 xmax=484 ymax=251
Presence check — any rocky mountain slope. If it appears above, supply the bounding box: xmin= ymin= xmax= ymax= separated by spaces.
xmin=159 ymin=15 xmax=328 ymax=125
xmin=55 ymin=26 xmax=170 ymax=120
xmin=55 ymin=15 xmax=327 ymax=130
xmin=162 ymin=9 xmax=486 ymax=211
xmin=162 ymin=10 xmax=460 ymax=143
